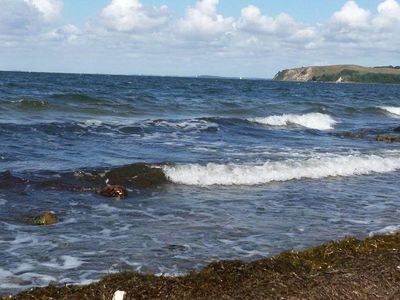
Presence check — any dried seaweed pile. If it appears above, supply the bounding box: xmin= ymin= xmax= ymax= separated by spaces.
xmin=4 ymin=233 xmax=400 ymax=300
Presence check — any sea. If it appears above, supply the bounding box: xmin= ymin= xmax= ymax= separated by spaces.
xmin=0 ymin=71 xmax=399 ymax=295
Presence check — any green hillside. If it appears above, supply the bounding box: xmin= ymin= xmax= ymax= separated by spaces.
xmin=274 ymin=65 xmax=400 ymax=84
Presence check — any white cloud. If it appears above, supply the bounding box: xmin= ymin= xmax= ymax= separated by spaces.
xmin=177 ymin=0 xmax=234 ymax=39
xmin=238 ymin=5 xmax=296 ymax=35
xmin=100 ymin=0 xmax=169 ymax=32
xmin=25 ymin=0 xmax=63 ymax=22
xmin=325 ymin=0 xmax=400 ymax=48
xmin=0 ymin=0 xmax=63 ymax=35
xmin=44 ymin=24 xmax=80 ymax=42
xmin=374 ymin=0 xmax=400 ymax=27
xmin=331 ymin=1 xmax=370 ymax=28
xmin=1 ymin=0 xmax=400 ymax=77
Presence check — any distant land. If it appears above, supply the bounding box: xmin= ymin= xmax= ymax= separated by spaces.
xmin=273 ymin=64 xmax=400 ymax=84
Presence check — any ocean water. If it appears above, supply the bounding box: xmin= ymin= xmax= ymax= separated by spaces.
xmin=0 ymin=71 xmax=400 ymax=295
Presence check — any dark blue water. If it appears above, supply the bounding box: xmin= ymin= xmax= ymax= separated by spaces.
xmin=1 ymin=71 xmax=400 ymax=295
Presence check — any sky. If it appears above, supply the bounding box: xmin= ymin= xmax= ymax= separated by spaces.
xmin=0 ymin=0 xmax=399 ymax=78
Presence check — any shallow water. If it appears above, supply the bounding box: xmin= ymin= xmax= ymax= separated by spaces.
xmin=1 ymin=71 xmax=400 ymax=295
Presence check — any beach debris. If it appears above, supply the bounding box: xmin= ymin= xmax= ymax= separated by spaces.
xmin=30 ymin=211 xmax=58 ymax=225
xmin=376 ymin=135 xmax=400 ymax=143
xmin=100 ymin=185 xmax=128 ymax=198
xmin=112 ymin=290 xmax=126 ymax=300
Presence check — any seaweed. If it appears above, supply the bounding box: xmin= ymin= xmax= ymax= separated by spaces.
xmin=4 ymin=233 xmax=400 ymax=299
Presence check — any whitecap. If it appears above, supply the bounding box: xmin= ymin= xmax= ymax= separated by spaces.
xmin=248 ymin=112 xmax=336 ymax=130
xmin=150 ymin=119 xmax=218 ymax=132
xmin=379 ymin=106 xmax=400 ymax=117
xmin=163 ymin=151 xmax=400 ymax=186
xmin=80 ymin=119 xmax=103 ymax=127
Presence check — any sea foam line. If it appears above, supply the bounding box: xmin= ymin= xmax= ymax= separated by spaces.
xmin=163 ymin=152 xmax=400 ymax=186
xmin=379 ymin=106 xmax=400 ymax=116
xmin=248 ymin=112 xmax=336 ymax=130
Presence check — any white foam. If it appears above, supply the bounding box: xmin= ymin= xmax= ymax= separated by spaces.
xmin=151 ymin=119 xmax=218 ymax=131
xmin=0 ymin=268 xmax=56 ymax=290
xmin=379 ymin=106 xmax=400 ymax=116
xmin=369 ymin=225 xmax=400 ymax=237
xmin=249 ymin=112 xmax=336 ymax=130
xmin=163 ymin=152 xmax=400 ymax=186
xmin=80 ymin=119 xmax=103 ymax=127
xmin=42 ymin=255 xmax=84 ymax=270
xmin=0 ymin=198 xmax=6 ymax=206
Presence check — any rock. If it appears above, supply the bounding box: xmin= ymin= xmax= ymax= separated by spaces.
xmin=394 ymin=126 xmax=400 ymax=132
xmin=104 ymin=163 xmax=168 ymax=188
xmin=31 ymin=211 xmax=58 ymax=225
xmin=376 ymin=135 xmax=400 ymax=143
xmin=0 ymin=171 xmax=26 ymax=188
xmin=100 ymin=185 xmax=128 ymax=198
xmin=337 ymin=131 xmax=367 ymax=139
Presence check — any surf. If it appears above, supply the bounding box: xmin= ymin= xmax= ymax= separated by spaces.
xmin=163 ymin=151 xmax=400 ymax=186
xmin=248 ymin=112 xmax=337 ymax=130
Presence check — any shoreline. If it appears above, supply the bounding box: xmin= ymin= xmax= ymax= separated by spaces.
xmin=3 ymin=232 xmax=400 ymax=299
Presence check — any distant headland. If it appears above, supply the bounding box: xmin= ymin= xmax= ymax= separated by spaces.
xmin=273 ymin=64 xmax=400 ymax=84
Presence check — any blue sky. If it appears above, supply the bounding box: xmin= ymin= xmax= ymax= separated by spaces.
xmin=0 ymin=0 xmax=399 ymax=77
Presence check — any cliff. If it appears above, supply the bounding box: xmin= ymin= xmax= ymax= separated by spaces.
xmin=273 ymin=64 xmax=400 ymax=84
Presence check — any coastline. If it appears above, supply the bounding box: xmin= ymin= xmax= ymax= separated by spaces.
xmin=4 ymin=232 xmax=400 ymax=300
xmin=273 ymin=64 xmax=400 ymax=84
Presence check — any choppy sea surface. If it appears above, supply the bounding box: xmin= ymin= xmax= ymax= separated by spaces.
xmin=1 ymin=71 xmax=400 ymax=295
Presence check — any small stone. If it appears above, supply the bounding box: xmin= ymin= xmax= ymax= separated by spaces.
xmin=32 ymin=211 xmax=58 ymax=225
xmin=100 ymin=185 xmax=128 ymax=198
xmin=112 ymin=290 xmax=126 ymax=300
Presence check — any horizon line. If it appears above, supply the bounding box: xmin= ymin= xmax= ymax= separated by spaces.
xmin=0 ymin=69 xmax=272 ymax=80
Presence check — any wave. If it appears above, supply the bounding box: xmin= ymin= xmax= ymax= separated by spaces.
xmin=248 ymin=113 xmax=336 ymax=130
xmin=378 ymin=106 xmax=400 ymax=116
xmin=0 ymin=117 xmax=221 ymax=136
xmin=147 ymin=119 xmax=219 ymax=132
xmin=163 ymin=152 xmax=400 ymax=186
xmin=11 ymin=99 xmax=50 ymax=109
xmin=369 ymin=225 xmax=400 ymax=237
xmin=3 ymin=151 xmax=400 ymax=190
xmin=51 ymin=93 xmax=104 ymax=104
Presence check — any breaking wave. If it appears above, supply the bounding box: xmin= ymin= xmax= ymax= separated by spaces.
xmin=163 ymin=152 xmax=400 ymax=186
xmin=379 ymin=106 xmax=400 ymax=116
xmin=4 ymin=152 xmax=400 ymax=190
xmin=369 ymin=225 xmax=400 ymax=237
xmin=248 ymin=112 xmax=337 ymax=130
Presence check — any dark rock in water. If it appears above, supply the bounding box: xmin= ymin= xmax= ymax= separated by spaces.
xmin=28 ymin=211 xmax=58 ymax=226
xmin=105 ymin=163 xmax=168 ymax=188
xmin=100 ymin=185 xmax=128 ymax=198
xmin=337 ymin=131 xmax=367 ymax=139
xmin=394 ymin=126 xmax=400 ymax=132
xmin=0 ymin=171 xmax=26 ymax=188
xmin=376 ymin=135 xmax=400 ymax=143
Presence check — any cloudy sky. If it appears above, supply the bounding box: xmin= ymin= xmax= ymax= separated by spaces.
xmin=0 ymin=0 xmax=399 ymax=78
